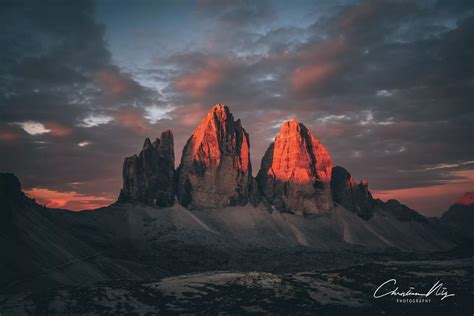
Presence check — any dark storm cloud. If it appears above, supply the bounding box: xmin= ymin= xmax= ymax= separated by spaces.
xmin=0 ymin=0 xmax=163 ymax=205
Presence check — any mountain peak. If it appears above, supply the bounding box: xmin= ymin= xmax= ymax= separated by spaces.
xmin=210 ymin=103 xmax=228 ymax=113
xmin=204 ymin=104 xmax=230 ymax=124
xmin=143 ymin=137 xmax=152 ymax=150
xmin=283 ymin=118 xmax=299 ymax=126
xmin=257 ymin=120 xmax=333 ymax=214
xmin=455 ymin=191 xmax=474 ymax=206
xmin=177 ymin=104 xmax=253 ymax=209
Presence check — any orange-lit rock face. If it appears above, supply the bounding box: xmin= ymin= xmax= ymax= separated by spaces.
xmin=257 ymin=119 xmax=333 ymax=214
xmin=177 ymin=104 xmax=252 ymax=209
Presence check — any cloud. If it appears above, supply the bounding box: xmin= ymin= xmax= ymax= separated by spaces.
xmin=78 ymin=141 xmax=91 ymax=147
xmin=114 ymin=109 xmax=149 ymax=135
xmin=376 ymin=89 xmax=393 ymax=97
xmin=373 ymin=170 xmax=474 ymax=217
xmin=13 ymin=121 xmax=72 ymax=137
xmin=1 ymin=0 xmax=473 ymax=217
xmin=290 ymin=63 xmax=338 ymax=94
xmin=175 ymin=58 xmax=228 ymax=99
xmin=171 ymin=103 xmax=208 ymax=127
xmin=25 ymin=187 xmax=114 ymax=211
xmin=337 ymin=0 xmax=384 ymax=29
xmin=14 ymin=121 xmax=50 ymax=135
xmin=144 ymin=105 xmax=175 ymax=123
xmin=79 ymin=114 xmax=114 ymax=128
xmin=96 ymin=67 xmax=142 ymax=97
xmin=43 ymin=121 xmax=73 ymax=137
xmin=0 ymin=127 xmax=20 ymax=142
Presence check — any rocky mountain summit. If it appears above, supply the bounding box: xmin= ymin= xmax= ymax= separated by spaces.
xmin=119 ymin=130 xmax=175 ymax=207
xmin=176 ymin=104 xmax=254 ymax=209
xmin=257 ymin=119 xmax=333 ymax=214
xmin=116 ymin=104 xmax=427 ymax=221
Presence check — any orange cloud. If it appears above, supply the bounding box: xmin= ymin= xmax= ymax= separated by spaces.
xmin=312 ymin=125 xmax=347 ymax=138
xmin=0 ymin=128 xmax=19 ymax=142
xmin=337 ymin=0 xmax=381 ymax=29
xmin=270 ymin=36 xmax=347 ymax=65
xmin=96 ymin=68 xmax=136 ymax=96
xmin=299 ymin=37 xmax=347 ymax=62
xmin=176 ymin=59 xmax=227 ymax=98
xmin=115 ymin=110 xmax=149 ymax=135
xmin=172 ymin=103 xmax=208 ymax=127
xmin=44 ymin=121 xmax=73 ymax=137
xmin=290 ymin=63 xmax=337 ymax=94
xmin=25 ymin=188 xmax=114 ymax=211
xmin=456 ymin=191 xmax=474 ymax=205
xmin=373 ymin=170 xmax=474 ymax=216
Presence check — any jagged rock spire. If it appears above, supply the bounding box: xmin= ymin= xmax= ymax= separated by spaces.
xmin=176 ymin=104 xmax=253 ymax=209
xmin=331 ymin=166 xmax=374 ymax=220
xmin=119 ymin=130 xmax=175 ymax=207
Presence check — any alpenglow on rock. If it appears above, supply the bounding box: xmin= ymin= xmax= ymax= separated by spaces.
xmin=331 ymin=166 xmax=374 ymax=220
xmin=257 ymin=119 xmax=333 ymax=214
xmin=177 ymin=104 xmax=252 ymax=209
xmin=119 ymin=130 xmax=175 ymax=207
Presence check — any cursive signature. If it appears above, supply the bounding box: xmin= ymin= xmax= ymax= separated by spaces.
xmin=373 ymin=279 xmax=455 ymax=301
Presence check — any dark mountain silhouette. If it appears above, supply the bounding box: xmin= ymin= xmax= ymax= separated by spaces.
xmin=0 ymin=173 xmax=138 ymax=293
xmin=440 ymin=191 xmax=474 ymax=242
xmin=119 ymin=130 xmax=175 ymax=207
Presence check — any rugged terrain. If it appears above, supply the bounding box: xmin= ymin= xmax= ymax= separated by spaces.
xmin=1 ymin=104 xmax=472 ymax=315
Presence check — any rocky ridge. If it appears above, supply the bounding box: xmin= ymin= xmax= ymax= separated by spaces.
xmin=119 ymin=130 xmax=175 ymax=207
xmin=440 ymin=191 xmax=474 ymax=242
xmin=116 ymin=104 xmax=430 ymax=221
xmin=331 ymin=166 xmax=374 ymax=220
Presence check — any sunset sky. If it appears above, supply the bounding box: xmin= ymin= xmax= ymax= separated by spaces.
xmin=0 ymin=0 xmax=473 ymax=216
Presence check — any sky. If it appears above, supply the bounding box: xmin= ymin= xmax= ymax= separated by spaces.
xmin=0 ymin=0 xmax=473 ymax=216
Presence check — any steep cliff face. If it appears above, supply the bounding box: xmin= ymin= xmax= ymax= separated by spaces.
xmin=257 ymin=119 xmax=333 ymax=214
xmin=176 ymin=104 xmax=252 ymax=209
xmin=331 ymin=166 xmax=374 ymax=220
xmin=119 ymin=130 xmax=175 ymax=207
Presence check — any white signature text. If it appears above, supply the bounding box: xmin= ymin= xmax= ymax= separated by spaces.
xmin=373 ymin=279 xmax=455 ymax=301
